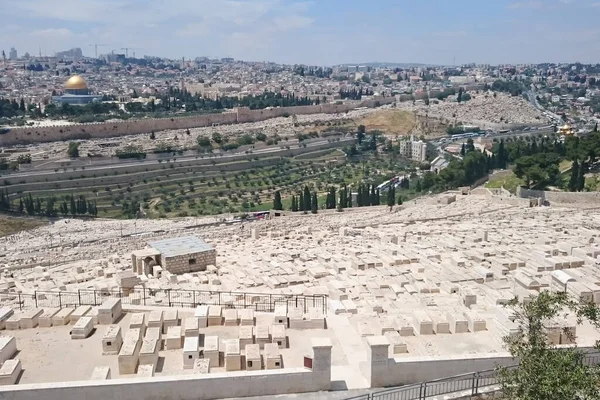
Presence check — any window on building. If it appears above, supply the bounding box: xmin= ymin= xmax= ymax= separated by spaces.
xmin=248 ymin=361 xmax=253 ymax=367
xmin=189 ymin=258 xmax=196 ymax=265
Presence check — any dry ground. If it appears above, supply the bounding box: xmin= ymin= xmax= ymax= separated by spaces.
xmin=305 ymin=109 xmax=449 ymax=139
xmin=0 ymin=215 xmax=46 ymax=237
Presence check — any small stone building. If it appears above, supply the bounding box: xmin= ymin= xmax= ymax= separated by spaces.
xmin=132 ymin=236 xmax=216 ymax=275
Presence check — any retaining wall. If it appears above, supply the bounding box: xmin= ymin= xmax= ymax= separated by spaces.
xmin=517 ymin=187 xmax=600 ymax=205
xmin=0 ymin=98 xmax=395 ymax=146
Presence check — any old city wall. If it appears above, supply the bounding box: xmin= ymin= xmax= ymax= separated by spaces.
xmin=517 ymin=187 xmax=600 ymax=206
xmin=0 ymin=100 xmax=386 ymax=146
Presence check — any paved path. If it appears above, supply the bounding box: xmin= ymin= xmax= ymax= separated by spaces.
xmin=326 ymin=315 xmax=369 ymax=390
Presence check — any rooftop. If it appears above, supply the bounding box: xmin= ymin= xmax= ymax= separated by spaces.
xmin=148 ymin=236 xmax=213 ymax=257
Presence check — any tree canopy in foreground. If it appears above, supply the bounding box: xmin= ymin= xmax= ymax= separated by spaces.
xmin=498 ymin=291 xmax=600 ymax=400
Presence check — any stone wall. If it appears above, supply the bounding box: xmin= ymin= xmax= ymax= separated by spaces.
xmin=517 ymin=187 xmax=600 ymax=206
xmin=164 ymin=249 xmax=216 ymax=274
xmin=0 ymin=98 xmax=393 ymax=146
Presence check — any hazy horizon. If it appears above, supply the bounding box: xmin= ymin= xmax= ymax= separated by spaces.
xmin=1 ymin=0 xmax=600 ymax=66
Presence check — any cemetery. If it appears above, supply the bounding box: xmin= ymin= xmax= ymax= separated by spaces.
xmin=0 ymin=188 xmax=598 ymax=399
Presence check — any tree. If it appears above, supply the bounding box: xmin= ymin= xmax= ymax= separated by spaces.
xmin=498 ymin=292 xmax=600 ymax=400
xmin=387 ymin=185 xmax=395 ymax=208
xmin=457 ymin=87 xmax=463 ymax=103
xmin=357 ymin=125 xmax=366 ymax=144
xmin=70 ymin=195 xmax=77 ymax=215
xmin=568 ymin=160 xmax=579 ymax=192
xmin=273 ymin=191 xmax=283 ymax=210
xmin=397 ymin=195 xmax=403 ymax=205
xmin=149 ymin=132 xmax=156 ymax=140
xmin=18 ymin=198 xmax=23 ymax=214
xmin=67 ymin=142 xmax=80 ymax=158
xmin=303 ymin=186 xmax=311 ymax=214
xmin=466 ymin=138 xmax=475 ymax=153
xmin=460 ymin=143 xmax=466 ymax=156
xmin=290 ymin=195 xmax=298 ymax=212
xmin=212 ymin=132 xmax=223 ymax=145
xmin=577 ymin=161 xmax=586 ymax=192
xmin=337 ymin=190 xmax=344 ymax=212
xmin=310 ymin=192 xmax=318 ymax=214
xmin=370 ymin=185 xmax=376 ymax=206
xmin=594 ymin=122 xmax=598 ymax=133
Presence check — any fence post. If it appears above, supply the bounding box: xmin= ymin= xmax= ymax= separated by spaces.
xmin=78 ymin=289 xmax=82 ymax=306
xmin=17 ymin=294 xmax=22 ymax=311
xmin=193 ymin=290 xmax=196 ymax=307
xmin=420 ymin=383 xmax=427 ymax=400
xmin=168 ymin=290 xmax=171 ymax=307
xmin=34 ymin=291 xmax=38 ymax=308
xmin=473 ymin=372 xmax=480 ymax=395
xmin=143 ymin=288 xmax=146 ymax=306
xmin=94 ymin=290 xmax=97 ymax=306
xmin=59 ymin=292 xmax=62 ymax=308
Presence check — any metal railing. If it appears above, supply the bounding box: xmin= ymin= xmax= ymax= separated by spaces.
xmin=347 ymin=354 xmax=600 ymax=400
xmin=8 ymin=288 xmax=327 ymax=314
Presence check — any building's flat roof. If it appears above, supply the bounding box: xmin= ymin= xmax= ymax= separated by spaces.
xmin=148 ymin=236 xmax=213 ymax=257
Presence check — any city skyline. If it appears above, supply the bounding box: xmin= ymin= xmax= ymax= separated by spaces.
xmin=1 ymin=0 xmax=600 ymax=65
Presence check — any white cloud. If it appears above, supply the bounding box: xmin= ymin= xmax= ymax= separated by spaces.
xmin=30 ymin=28 xmax=74 ymax=38
xmin=272 ymin=15 xmax=314 ymax=31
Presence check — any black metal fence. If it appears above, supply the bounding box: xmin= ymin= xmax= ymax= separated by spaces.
xmin=10 ymin=288 xmax=327 ymax=314
xmin=346 ymin=354 xmax=600 ymax=400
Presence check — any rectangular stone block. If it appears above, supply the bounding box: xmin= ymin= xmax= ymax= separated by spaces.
xmin=264 ymin=343 xmax=282 ymax=369
xmin=203 ymin=335 xmax=219 ymax=368
xmin=0 ymin=359 xmax=21 ymax=385
xmin=90 ymin=366 xmax=111 ymax=380
xmin=70 ymin=305 xmax=91 ymax=324
xmin=166 ymin=325 xmax=183 ymax=350
xmin=71 ymin=316 xmax=94 ymax=339
xmin=38 ymin=308 xmax=59 ymax=328
xmin=183 ymin=336 xmax=200 ymax=369
xmin=102 ymin=325 xmax=123 ymax=355
xmin=20 ymin=308 xmax=43 ymax=329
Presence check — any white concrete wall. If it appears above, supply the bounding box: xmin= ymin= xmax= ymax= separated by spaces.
xmin=0 ymin=368 xmax=324 ymax=400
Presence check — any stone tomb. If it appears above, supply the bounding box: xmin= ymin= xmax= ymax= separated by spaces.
xmin=195 ymin=306 xmax=208 ymax=328
xmin=71 ymin=316 xmax=94 ymax=339
xmin=0 ymin=308 xmax=14 ymax=330
xmin=274 ymin=305 xmax=288 ymax=326
xmin=412 ymin=311 xmax=434 ymax=335
xmin=271 ymin=324 xmax=287 ymax=348
xmin=184 ymin=317 xmax=199 ymax=338
xmin=118 ymin=338 xmax=141 ymax=375
xmin=4 ymin=315 xmax=20 ymax=331
xmin=52 ymin=308 xmax=74 ymax=326
xmin=446 ymin=310 xmax=469 ymax=333
xmin=137 ymin=364 xmax=154 ymax=378
xmin=254 ymin=325 xmax=270 ymax=349
xmin=203 ymin=335 xmax=219 ymax=367
xmin=239 ymin=309 xmax=255 ymax=326
xmin=102 ymin=325 xmax=123 ymax=355
xmin=166 ymin=326 xmax=183 ymax=350
xmin=90 ymin=366 xmax=111 ymax=380
xmin=0 ymin=359 xmax=21 ymax=385
xmin=20 ymin=308 xmax=43 ymax=329
xmin=223 ymin=309 xmax=238 ymax=326
xmin=383 ymin=331 xmax=408 ymax=354
xmin=139 ymin=338 xmax=160 ymax=372
xmin=183 ymin=336 xmax=200 ymax=370
xmin=224 ymin=339 xmax=241 ymax=371
xmin=193 ymin=358 xmax=210 ymax=374
xmin=147 ymin=310 xmax=163 ymax=331
xmin=245 ymin=343 xmax=261 ymax=371
xmin=97 ymin=298 xmax=123 ymax=325
xmin=129 ymin=313 xmax=146 ymax=335
xmin=38 ymin=308 xmax=59 ymax=328
xmin=0 ymin=336 xmax=17 ymax=365
xmin=208 ymin=306 xmax=222 ymax=326
xmin=162 ymin=309 xmax=178 ymax=334
xmin=264 ymin=343 xmax=282 ymax=369
xmin=145 ymin=327 xmax=162 ymax=350
xmin=239 ymin=325 xmax=254 ymax=350
xmin=125 ymin=328 xmax=143 ymax=343
xmin=70 ymin=305 xmax=92 ymax=324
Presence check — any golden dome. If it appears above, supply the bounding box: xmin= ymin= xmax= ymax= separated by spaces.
xmin=64 ymin=75 xmax=88 ymax=90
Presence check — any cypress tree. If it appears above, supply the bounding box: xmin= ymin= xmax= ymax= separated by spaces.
xmin=330 ymin=187 xmax=336 ymax=209
xmin=568 ymin=160 xmax=579 ymax=192
xmin=273 ymin=191 xmax=283 ymax=210
xmin=370 ymin=185 xmax=376 ymax=206
xmin=387 ymin=185 xmax=395 ymax=207
xmin=18 ymin=198 xmax=24 ymax=214
xmin=70 ymin=195 xmax=77 ymax=215
xmin=577 ymin=162 xmax=586 ymax=192
xmin=337 ymin=190 xmax=344 ymax=212
xmin=311 ymin=192 xmax=318 ymax=214
xmin=303 ymin=186 xmax=311 ymax=214
xmin=375 ymin=189 xmax=380 ymax=206
xmin=347 ymin=189 xmax=352 ymax=208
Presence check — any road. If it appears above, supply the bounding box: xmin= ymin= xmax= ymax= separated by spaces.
xmin=5 ymin=138 xmax=351 ymax=179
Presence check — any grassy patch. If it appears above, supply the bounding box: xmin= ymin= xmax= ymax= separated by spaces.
xmin=486 ymin=170 xmax=524 ymax=193
xmin=0 ymin=215 xmax=46 ymax=237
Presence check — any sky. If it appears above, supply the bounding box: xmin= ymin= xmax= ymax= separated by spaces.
xmin=1 ymin=0 xmax=600 ymax=66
